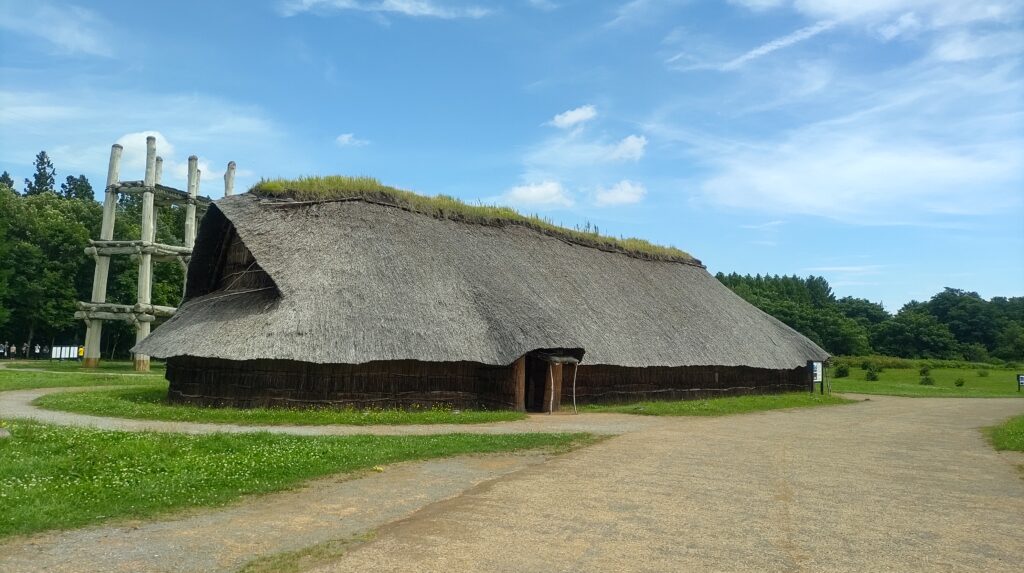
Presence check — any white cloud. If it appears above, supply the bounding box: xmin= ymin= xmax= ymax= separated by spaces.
xmin=335 ymin=133 xmax=370 ymax=146
xmin=607 ymin=134 xmax=647 ymax=161
xmin=0 ymin=2 xmax=113 ymax=57
xmin=278 ymin=0 xmax=490 ymax=19
xmin=728 ymin=0 xmax=785 ymax=11
xmin=720 ymin=20 xmax=837 ymax=70
xmin=499 ymin=181 xmax=573 ymax=207
xmin=930 ymin=30 xmax=1024 ymax=62
xmin=0 ymin=89 xmax=282 ymax=198
xmin=877 ymin=12 xmax=922 ymax=40
xmin=595 ymin=180 xmax=647 ymax=206
xmin=550 ymin=105 xmax=597 ymax=129
xmin=701 ymin=131 xmax=1022 ymax=224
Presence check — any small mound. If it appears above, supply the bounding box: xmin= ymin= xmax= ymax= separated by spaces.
xmin=251 ymin=175 xmax=699 ymax=265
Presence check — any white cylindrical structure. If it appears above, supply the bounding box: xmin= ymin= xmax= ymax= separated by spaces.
xmin=154 ymin=156 xmax=163 ymax=185
xmin=184 ymin=156 xmax=199 ymax=248
xmin=83 ymin=143 xmax=123 ymax=368
xmin=224 ymin=161 xmax=236 ymax=197
xmin=134 ymin=136 xmax=158 ymax=372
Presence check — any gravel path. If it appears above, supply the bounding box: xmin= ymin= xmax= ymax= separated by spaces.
xmin=3 ymin=385 xmax=1022 ymax=572
xmin=0 ymin=453 xmax=556 ymax=573
xmin=313 ymin=395 xmax=1024 ymax=573
xmin=0 ymin=386 xmax=657 ymax=436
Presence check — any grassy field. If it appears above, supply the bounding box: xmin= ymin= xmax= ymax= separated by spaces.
xmin=580 ymin=392 xmax=851 ymax=416
xmin=989 ymin=415 xmax=1024 ymax=452
xmin=830 ymin=366 xmax=1022 ymax=397
xmin=0 ymin=369 xmax=163 ymax=392
xmin=3 ymin=359 xmax=165 ymax=373
xmin=34 ymin=384 xmax=527 ymax=426
xmin=0 ymin=419 xmax=591 ymax=538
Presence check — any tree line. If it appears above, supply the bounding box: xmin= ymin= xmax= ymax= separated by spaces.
xmin=0 ymin=151 xmax=187 ymax=357
xmin=716 ymin=273 xmax=1024 ymax=362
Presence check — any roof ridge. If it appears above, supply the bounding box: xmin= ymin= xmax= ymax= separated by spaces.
xmin=248 ymin=176 xmax=704 ymax=267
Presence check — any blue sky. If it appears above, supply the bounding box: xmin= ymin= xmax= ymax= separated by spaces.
xmin=1 ymin=0 xmax=1021 ymax=310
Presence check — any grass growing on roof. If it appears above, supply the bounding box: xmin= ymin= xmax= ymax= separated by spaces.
xmin=0 ymin=419 xmax=593 ymax=538
xmin=580 ymin=392 xmax=852 ymax=416
xmin=251 ymin=176 xmax=697 ymax=264
xmin=35 ymin=384 xmax=527 ymax=426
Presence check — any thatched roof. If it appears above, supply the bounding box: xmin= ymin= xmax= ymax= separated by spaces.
xmin=135 ymin=192 xmax=828 ymax=369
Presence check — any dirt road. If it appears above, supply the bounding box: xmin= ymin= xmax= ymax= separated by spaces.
xmin=314 ymin=395 xmax=1024 ymax=572
xmin=2 ymin=394 xmax=1022 ymax=572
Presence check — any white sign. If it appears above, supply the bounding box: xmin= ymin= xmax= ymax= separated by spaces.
xmin=812 ymin=362 xmax=823 ymax=383
xmin=1018 ymin=374 xmax=1024 ymax=387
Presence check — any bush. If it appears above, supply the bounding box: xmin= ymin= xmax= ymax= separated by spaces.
xmin=865 ymin=368 xmax=880 ymax=381
xmin=978 ymin=369 xmax=990 ymax=378
xmin=919 ymin=366 xmax=931 ymax=376
xmin=919 ymin=376 xmax=934 ymax=386
xmin=955 ymin=378 xmax=965 ymax=387
xmin=834 ymin=364 xmax=850 ymax=378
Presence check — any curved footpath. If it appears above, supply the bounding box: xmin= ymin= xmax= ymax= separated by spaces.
xmin=0 ymin=386 xmax=658 ymax=436
xmin=2 ymin=385 xmax=1023 ymax=572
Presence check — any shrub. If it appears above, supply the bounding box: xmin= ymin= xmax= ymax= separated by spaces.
xmin=919 ymin=366 xmax=931 ymax=376
xmin=978 ymin=369 xmax=990 ymax=378
xmin=865 ymin=368 xmax=880 ymax=381
xmin=834 ymin=364 xmax=850 ymax=378
xmin=955 ymin=378 xmax=965 ymax=387
xmin=919 ymin=376 xmax=934 ymax=386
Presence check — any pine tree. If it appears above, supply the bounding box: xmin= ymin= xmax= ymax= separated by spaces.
xmin=0 ymin=170 xmax=14 ymax=192
xmin=24 ymin=151 xmax=56 ymax=195
xmin=60 ymin=174 xmax=95 ymax=201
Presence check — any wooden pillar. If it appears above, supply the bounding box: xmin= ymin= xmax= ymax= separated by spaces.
xmin=542 ymin=362 xmax=563 ymax=413
xmin=224 ymin=161 xmax=236 ymax=197
xmin=82 ymin=144 xmax=122 ymax=368
xmin=134 ymin=136 xmax=157 ymax=372
xmin=184 ymin=156 xmax=199 ymax=248
xmin=511 ymin=356 xmax=526 ymax=412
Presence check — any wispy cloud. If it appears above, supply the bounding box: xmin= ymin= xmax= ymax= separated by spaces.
xmin=0 ymin=89 xmax=282 ymax=197
xmin=550 ymin=105 xmax=597 ymax=129
xmin=335 ymin=133 xmax=370 ymax=146
xmin=594 ymin=180 xmax=647 ymax=206
xmin=0 ymin=2 xmax=113 ymax=57
xmin=740 ymin=220 xmax=786 ymax=230
xmin=278 ymin=0 xmax=490 ymax=19
xmin=720 ymin=20 xmax=837 ymax=70
xmin=498 ymin=180 xmax=573 ymax=207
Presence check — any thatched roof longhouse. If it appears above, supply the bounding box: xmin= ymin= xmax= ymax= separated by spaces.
xmin=135 ymin=190 xmax=828 ymax=370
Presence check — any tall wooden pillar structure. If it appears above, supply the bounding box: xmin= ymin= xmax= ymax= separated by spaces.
xmin=76 ymin=136 xmax=235 ymax=371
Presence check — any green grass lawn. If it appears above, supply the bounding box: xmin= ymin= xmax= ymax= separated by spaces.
xmin=0 ymin=369 xmax=163 ymax=392
xmin=580 ymin=392 xmax=851 ymax=416
xmin=0 ymin=419 xmax=591 ymax=538
xmin=3 ymin=359 xmax=164 ymax=373
xmin=35 ymin=384 xmax=527 ymax=426
xmin=989 ymin=415 xmax=1024 ymax=452
xmin=830 ymin=366 xmax=1023 ymax=397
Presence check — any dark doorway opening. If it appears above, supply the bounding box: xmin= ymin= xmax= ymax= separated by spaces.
xmin=524 ymin=355 xmax=548 ymax=413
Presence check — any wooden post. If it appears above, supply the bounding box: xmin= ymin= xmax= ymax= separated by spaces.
xmin=511 ymin=356 xmax=526 ymax=411
xmin=224 ymin=161 xmax=236 ymax=197
xmin=542 ymin=362 xmax=563 ymax=413
xmin=134 ymin=136 xmax=157 ymax=372
xmin=184 ymin=156 xmax=198 ymax=248
xmin=82 ymin=144 xmax=122 ymax=368
xmin=154 ymin=156 xmax=163 ymax=184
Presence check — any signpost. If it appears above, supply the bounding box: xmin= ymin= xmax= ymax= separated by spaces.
xmin=1018 ymin=373 xmax=1023 ymax=392
xmin=808 ymin=361 xmax=824 ymax=394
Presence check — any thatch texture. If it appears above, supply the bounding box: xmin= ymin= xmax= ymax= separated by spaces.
xmin=135 ymin=193 xmax=828 ymax=370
